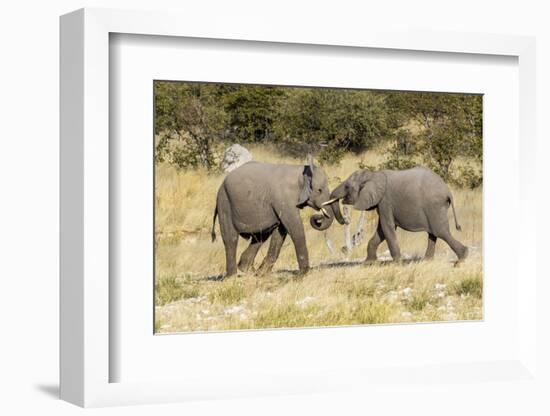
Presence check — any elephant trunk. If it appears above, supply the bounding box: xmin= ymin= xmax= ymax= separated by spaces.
xmin=309 ymin=184 xmax=348 ymax=231
xmin=309 ymin=210 xmax=334 ymax=231
xmin=327 ymin=183 xmax=348 ymax=225
xmin=329 ymin=198 xmax=347 ymax=225
xmin=310 ymin=198 xmax=336 ymax=231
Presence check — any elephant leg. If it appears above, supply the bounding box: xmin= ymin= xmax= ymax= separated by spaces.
xmin=238 ymin=236 xmax=266 ymax=273
xmin=366 ymin=220 xmax=385 ymax=262
xmin=217 ymin=187 xmax=239 ymax=277
xmin=257 ymin=225 xmax=287 ymax=275
xmin=279 ymin=213 xmax=309 ymax=274
xmin=380 ymin=214 xmax=401 ymax=261
xmin=437 ymin=230 xmax=468 ymax=261
xmin=220 ymin=226 xmax=238 ymax=277
xmin=431 ymin=208 xmax=468 ymax=261
xmin=424 ymin=233 xmax=437 ymax=260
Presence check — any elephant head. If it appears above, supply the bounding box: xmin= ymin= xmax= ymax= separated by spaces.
xmin=309 ymin=170 xmax=386 ymax=231
xmin=297 ymin=155 xmax=348 ymax=231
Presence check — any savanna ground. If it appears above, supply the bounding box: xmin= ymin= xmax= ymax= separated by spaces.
xmin=154 ymin=145 xmax=482 ymax=333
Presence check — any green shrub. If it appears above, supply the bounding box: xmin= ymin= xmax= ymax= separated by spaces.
xmin=452 ymin=277 xmax=483 ymax=298
xmin=408 ymin=291 xmax=431 ymax=311
xmin=451 ymin=165 xmax=483 ymax=189
xmin=208 ymin=281 xmax=246 ymax=305
xmin=155 ymin=276 xmax=200 ymax=306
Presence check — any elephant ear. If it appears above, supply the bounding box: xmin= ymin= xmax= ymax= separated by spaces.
xmin=354 ymin=171 xmax=387 ymax=211
xmin=297 ymin=156 xmax=314 ymax=207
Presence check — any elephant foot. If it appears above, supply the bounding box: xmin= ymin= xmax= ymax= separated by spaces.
xmin=237 ymin=264 xmax=254 ymax=274
xmin=364 ymin=257 xmax=377 ymax=265
xmin=255 ymin=263 xmax=273 ymax=276
xmin=296 ymin=266 xmax=310 ymax=276
xmin=224 ymin=270 xmax=237 ymax=279
xmin=457 ymin=246 xmax=469 ymax=261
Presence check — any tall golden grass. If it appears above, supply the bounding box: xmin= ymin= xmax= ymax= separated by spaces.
xmin=155 ymin=145 xmax=482 ymax=333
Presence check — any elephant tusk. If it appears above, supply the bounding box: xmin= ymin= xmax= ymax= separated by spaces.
xmin=320 ymin=207 xmax=330 ymax=218
xmin=321 ymin=198 xmax=340 ymax=207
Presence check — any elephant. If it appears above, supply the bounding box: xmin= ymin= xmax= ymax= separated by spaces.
xmin=310 ymin=166 xmax=468 ymax=262
xmin=211 ymin=156 xmax=347 ymax=277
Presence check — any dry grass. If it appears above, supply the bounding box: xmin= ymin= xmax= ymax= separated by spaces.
xmin=155 ymin=145 xmax=482 ymax=333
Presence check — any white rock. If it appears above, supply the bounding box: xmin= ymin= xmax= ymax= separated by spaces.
xmin=401 ymin=287 xmax=413 ymax=297
xmin=296 ymin=296 xmax=315 ymax=306
xmin=224 ymin=305 xmax=245 ymax=314
xmin=220 ymin=144 xmax=253 ymax=172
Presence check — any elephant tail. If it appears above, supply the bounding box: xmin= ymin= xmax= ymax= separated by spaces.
xmin=211 ymin=206 xmax=218 ymax=242
xmin=448 ymin=195 xmax=462 ymax=231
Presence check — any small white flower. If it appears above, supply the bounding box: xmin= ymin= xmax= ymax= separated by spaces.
xmin=435 ymin=283 xmax=447 ymax=290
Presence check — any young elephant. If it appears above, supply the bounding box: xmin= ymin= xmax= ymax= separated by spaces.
xmin=211 ymin=157 xmax=346 ymax=277
xmin=311 ymin=167 xmax=467 ymax=261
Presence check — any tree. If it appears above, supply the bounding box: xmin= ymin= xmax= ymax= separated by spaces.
xmin=223 ymin=85 xmax=285 ymax=142
xmin=154 ymin=82 xmax=227 ymax=170
xmin=384 ymin=92 xmax=482 ymax=181
xmin=273 ymin=88 xmax=389 ymax=163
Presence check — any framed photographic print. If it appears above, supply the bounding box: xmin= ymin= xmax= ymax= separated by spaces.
xmin=152 ymin=81 xmax=482 ymax=334
xmin=60 ymin=8 xmax=540 ymax=408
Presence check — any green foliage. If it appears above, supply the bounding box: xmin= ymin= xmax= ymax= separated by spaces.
xmin=379 ymin=129 xmax=420 ymax=170
xmin=155 ymin=276 xmax=200 ymax=306
xmin=378 ymin=92 xmax=482 ymax=185
xmin=154 ymin=82 xmax=227 ymax=170
xmin=154 ymin=81 xmax=483 ymax=186
xmin=452 ymin=276 xmax=483 ymax=299
xmin=223 ymin=85 xmax=284 ymax=142
xmin=452 ymin=165 xmax=483 ymax=189
xmin=273 ymin=88 xmax=389 ymax=163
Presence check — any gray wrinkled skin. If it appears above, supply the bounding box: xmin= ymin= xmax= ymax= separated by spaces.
xmin=211 ymin=160 xmax=346 ymax=277
xmin=313 ymin=166 xmax=468 ymax=262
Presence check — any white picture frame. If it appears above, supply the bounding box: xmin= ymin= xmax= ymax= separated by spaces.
xmin=60 ymin=7 xmax=539 ymax=408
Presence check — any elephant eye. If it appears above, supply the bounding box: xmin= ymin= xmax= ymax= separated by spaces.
xmin=318 ymin=188 xmax=323 ymax=192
